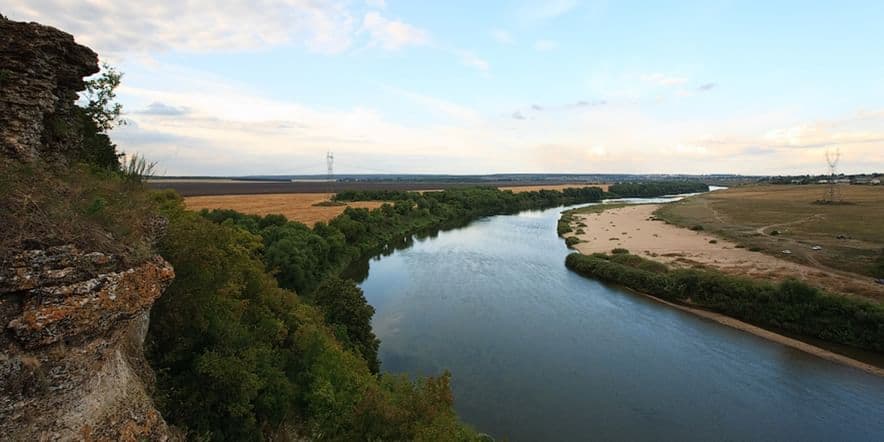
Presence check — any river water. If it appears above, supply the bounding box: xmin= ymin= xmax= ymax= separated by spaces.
xmin=354 ymin=201 xmax=884 ymax=441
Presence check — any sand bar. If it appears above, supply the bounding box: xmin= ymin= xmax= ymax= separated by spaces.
xmin=572 ymin=204 xmax=884 ymax=300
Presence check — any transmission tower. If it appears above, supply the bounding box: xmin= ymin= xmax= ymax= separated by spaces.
xmin=822 ymin=148 xmax=841 ymax=203
xmin=326 ymin=151 xmax=335 ymax=193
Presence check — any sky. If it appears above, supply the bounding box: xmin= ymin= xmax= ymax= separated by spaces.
xmin=6 ymin=1 xmax=884 ymax=176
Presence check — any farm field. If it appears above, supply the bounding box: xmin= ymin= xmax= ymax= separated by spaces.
xmin=184 ymin=193 xmax=384 ymax=225
xmin=654 ymin=185 xmax=884 ymax=281
xmin=182 ymin=183 xmax=608 ymax=225
xmin=149 ymin=179 xmax=606 ymax=197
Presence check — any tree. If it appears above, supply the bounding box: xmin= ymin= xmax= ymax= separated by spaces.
xmin=82 ymin=63 xmax=126 ymax=131
xmin=310 ymin=277 xmax=381 ymax=373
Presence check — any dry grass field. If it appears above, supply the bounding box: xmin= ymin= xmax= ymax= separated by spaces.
xmin=184 ymin=184 xmax=609 ymax=225
xmin=184 ymin=193 xmax=384 ymax=225
xmin=655 ymin=185 xmax=884 ymax=281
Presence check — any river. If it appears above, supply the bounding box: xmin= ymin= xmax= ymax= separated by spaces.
xmin=354 ymin=200 xmax=884 ymax=441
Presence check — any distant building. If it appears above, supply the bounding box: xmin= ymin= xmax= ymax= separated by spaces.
xmin=817 ymin=179 xmax=828 ymax=184
xmin=872 ymin=178 xmax=881 ymax=185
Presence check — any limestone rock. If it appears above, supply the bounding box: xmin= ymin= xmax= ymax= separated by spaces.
xmin=0 ymin=247 xmax=175 ymax=441
xmin=0 ymin=17 xmax=99 ymax=160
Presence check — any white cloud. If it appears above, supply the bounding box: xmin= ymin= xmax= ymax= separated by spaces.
xmin=4 ymin=0 xmax=358 ymax=55
xmin=447 ymin=49 xmax=490 ymax=73
xmin=384 ymin=86 xmax=481 ymax=123
xmin=533 ymin=39 xmax=558 ymax=51
xmin=492 ymin=29 xmax=514 ymax=44
xmin=518 ymin=0 xmax=578 ymax=21
xmin=362 ymin=11 xmax=429 ymax=50
xmin=642 ymin=73 xmax=689 ymax=86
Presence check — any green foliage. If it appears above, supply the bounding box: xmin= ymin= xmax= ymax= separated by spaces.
xmin=611 ymin=248 xmax=630 ymax=254
xmin=86 ymin=196 xmax=107 ymax=215
xmin=564 ymin=236 xmax=581 ymax=248
xmin=82 ymin=63 xmax=126 ymax=132
xmin=690 ymin=224 xmax=704 ymax=231
xmin=121 ymin=153 xmax=158 ymax=183
xmin=309 ymin=277 xmax=380 ymax=373
xmin=607 ymin=181 xmax=709 ymax=198
xmin=203 ymin=186 xmax=606 ymax=294
xmin=40 ymin=64 xmax=126 ymax=169
xmin=148 ymin=197 xmax=479 ymax=441
xmin=566 ymin=253 xmax=884 ymax=352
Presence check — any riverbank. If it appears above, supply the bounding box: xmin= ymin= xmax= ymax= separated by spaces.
xmin=568 ymin=204 xmax=884 ymax=301
xmin=635 ymin=288 xmax=884 ymax=377
xmin=561 ymin=202 xmax=884 ymax=374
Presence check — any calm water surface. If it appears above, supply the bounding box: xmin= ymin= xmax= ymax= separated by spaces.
xmin=356 ymin=203 xmax=884 ymax=441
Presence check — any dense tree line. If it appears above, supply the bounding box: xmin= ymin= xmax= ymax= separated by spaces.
xmin=565 ymin=253 xmax=884 ymax=352
xmin=148 ymin=185 xmax=606 ymax=440
xmin=148 ymin=191 xmax=481 ymax=440
xmin=204 ymin=186 xmax=606 ymax=295
xmin=607 ymin=181 xmax=708 ymax=198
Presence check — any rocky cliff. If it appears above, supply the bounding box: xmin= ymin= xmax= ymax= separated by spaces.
xmin=0 ymin=16 xmax=176 ymax=441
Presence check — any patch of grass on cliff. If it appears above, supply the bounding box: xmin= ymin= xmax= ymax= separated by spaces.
xmin=0 ymin=159 xmax=155 ymax=264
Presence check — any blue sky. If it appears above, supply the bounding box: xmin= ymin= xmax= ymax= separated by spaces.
xmin=6 ymin=1 xmax=884 ymax=175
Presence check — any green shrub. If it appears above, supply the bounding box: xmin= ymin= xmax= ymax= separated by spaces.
xmin=565 ymin=252 xmax=884 ymax=352
xmin=749 ymin=246 xmax=762 ymax=252
xmin=565 ymin=236 xmax=581 ymax=247
xmin=708 ymin=239 xmax=718 ymax=244
xmin=690 ymin=225 xmax=704 ymax=231
xmin=611 ymin=248 xmax=629 ymax=254
xmin=607 ymin=181 xmax=708 ymax=198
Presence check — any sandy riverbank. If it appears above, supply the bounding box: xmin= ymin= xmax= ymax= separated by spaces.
xmin=571 ymin=204 xmax=884 ymax=300
xmin=568 ymin=203 xmax=884 ymax=376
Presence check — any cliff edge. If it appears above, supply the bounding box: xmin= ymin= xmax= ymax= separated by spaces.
xmin=0 ymin=17 xmax=176 ymax=441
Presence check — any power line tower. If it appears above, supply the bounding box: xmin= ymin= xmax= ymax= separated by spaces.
xmin=326 ymin=151 xmax=335 ymax=194
xmin=822 ymin=147 xmax=841 ymax=203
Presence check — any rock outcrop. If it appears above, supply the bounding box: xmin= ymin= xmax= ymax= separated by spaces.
xmin=0 ymin=16 xmax=176 ymax=441
xmin=0 ymin=17 xmax=99 ymax=161
xmin=0 ymin=247 xmax=174 ymax=441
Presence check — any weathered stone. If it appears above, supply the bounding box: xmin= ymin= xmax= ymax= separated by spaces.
xmin=6 ymin=253 xmax=173 ymax=349
xmin=0 ymin=248 xmax=175 ymax=440
xmin=0 ymin=245 xmax=119 ymax=294
xmin=0 ymin=17 xmax=99 ymax=160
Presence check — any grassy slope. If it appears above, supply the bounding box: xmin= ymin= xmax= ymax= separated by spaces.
xmin=654 ymin=185 xmax=884 ymax=277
